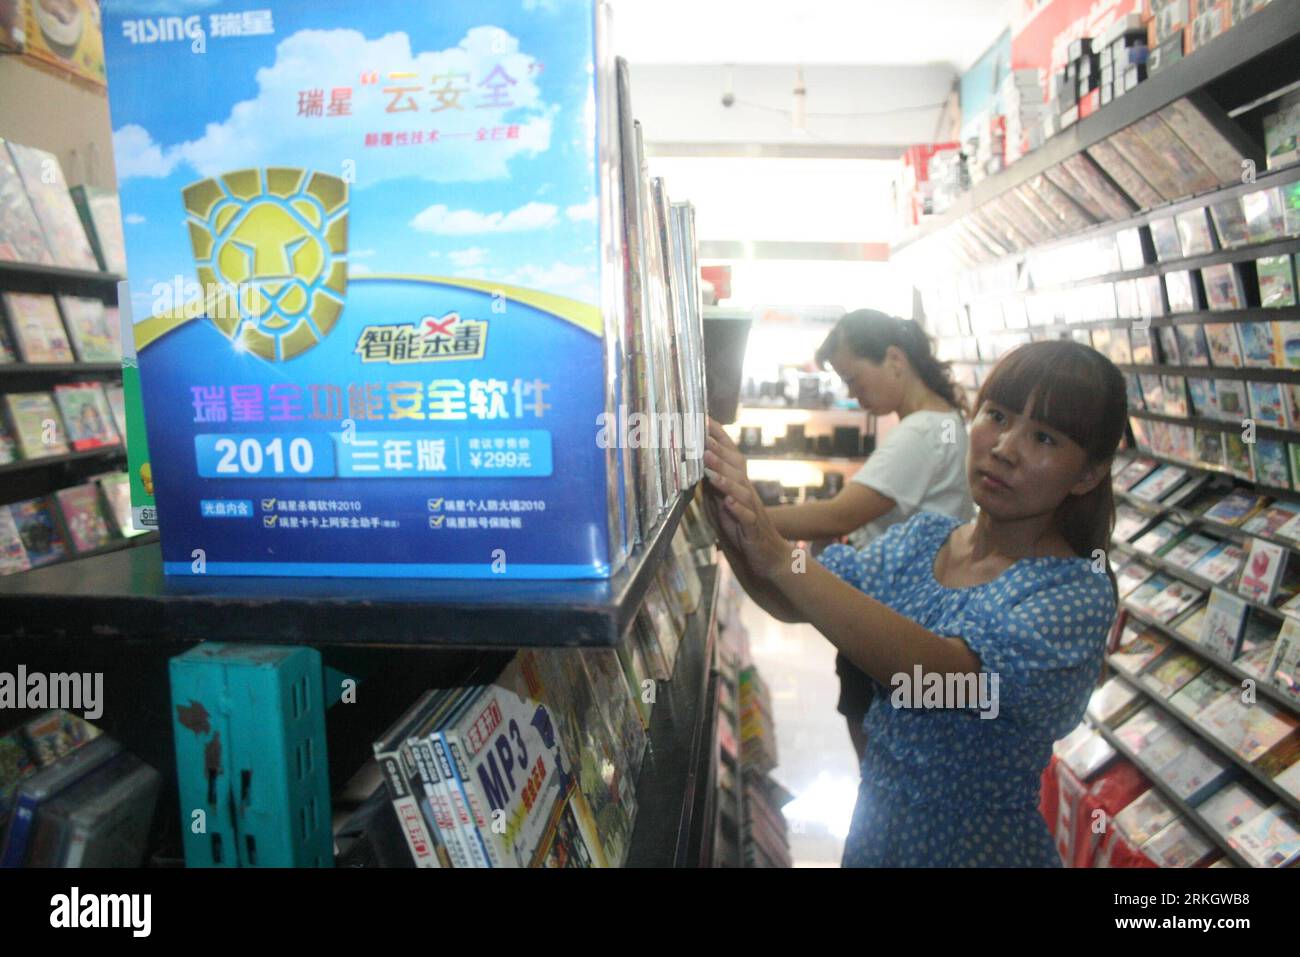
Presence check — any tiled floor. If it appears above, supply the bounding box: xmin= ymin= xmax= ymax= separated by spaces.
xmin=739 ymin=589 xmax=861 ymax=867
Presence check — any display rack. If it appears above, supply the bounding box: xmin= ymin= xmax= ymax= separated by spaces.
xmin=893 ymin=0 xmax=1300 ymax=253
xmin=903 ymin=11 xmax=1300 ymax=865
xmin=625 ymin=563 xmax=721 ymax=866
xmin=0 ymin=490 xmax=694 ymax=648
xmin=1091 ymin=721 xmax=1253 ymax=868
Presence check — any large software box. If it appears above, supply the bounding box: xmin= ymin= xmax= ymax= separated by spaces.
xmin=102 ymin=0 xmax=632 ymax=577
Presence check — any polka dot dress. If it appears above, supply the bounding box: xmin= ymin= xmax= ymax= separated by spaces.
xmin=818 ymin=511 xmax=1116 ymax=867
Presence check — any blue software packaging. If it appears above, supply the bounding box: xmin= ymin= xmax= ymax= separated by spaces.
xmin=102 ymin=0 xmax=641 ymax=577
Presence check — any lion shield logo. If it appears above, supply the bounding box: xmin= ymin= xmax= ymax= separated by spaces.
xmin=182 ymin=167 xmax=348 ymax=360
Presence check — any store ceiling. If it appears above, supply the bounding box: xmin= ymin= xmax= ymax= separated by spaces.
xmin=608 ymin=0 xmax=1015 ymax=71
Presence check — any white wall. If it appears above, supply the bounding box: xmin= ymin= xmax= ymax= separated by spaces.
xmin=0 ymin=57 xmax=115 ymax=188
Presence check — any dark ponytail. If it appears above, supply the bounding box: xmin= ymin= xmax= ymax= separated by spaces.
xmin=815 ymin=309 xmax=968 ymax=418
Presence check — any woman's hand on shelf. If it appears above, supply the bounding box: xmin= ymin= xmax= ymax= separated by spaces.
xmin=704 ymin=418 xmax=792 ymax=582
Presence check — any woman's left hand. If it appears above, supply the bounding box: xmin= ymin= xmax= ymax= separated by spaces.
xmin=704 ymin=419 xmax=794 ymax=582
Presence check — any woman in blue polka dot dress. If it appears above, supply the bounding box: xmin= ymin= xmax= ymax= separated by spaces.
xmin=702 ymin=341 xmax=1127 ymax=867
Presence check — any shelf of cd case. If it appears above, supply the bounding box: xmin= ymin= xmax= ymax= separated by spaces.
xmin=0 ymin=444 xmax=125 ymax=477
xmin=0 ymin=488 xmax=696 ymax=648
xmin=1127 ymin=449 xmax=1296 ymax=502
xmin=0 ymin=362 xmax=123 ymax=381
xmin=1024 ymin=234 xmax=1300 ymax=298
xmin=1110 ymin=670 xmax=1300 ymax=818
xmin=1111 ymin=537 xmax=1283 ymax=623
xmin=1116 ymin=487 xmax=1300 ymax=566
xmin=1118 ymin=600 xmax=1300 ymax=718
xmin=988 ymin=304 xmax=1300 ymax=340
xmin=1129 ymin=408 xmax=1300 ymax=447
xmin=1118 ymin=363 xmax=1300 ymax=386
xmin=625 ymin=562 xmax=720 ymax=868
xmin=892 ymin=0 xmax=1300 ymax=253
xmin=1090 ymin=720 xmax=1252 ymax=868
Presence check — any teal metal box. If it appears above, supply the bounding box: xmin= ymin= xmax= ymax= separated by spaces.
xmin=170 ymin=643 xmax=332 ymax=867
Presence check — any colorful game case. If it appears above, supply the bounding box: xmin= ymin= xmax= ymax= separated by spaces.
xmin=1173 ymin=325 xmax=1210 ymax=365
xmin=8 ymin=497 xmax=69 ymax=567
xmin=54 ymin=483 xmax=113 ymax=553
xmin=1265 ymin=619 xmax=1300 ymax=702
xmin=0 ymin=414 xmax=15 ymax=465
xmin=1165 ymin=270 xmax=1199 ymax=313
xmin=69 ymin=185 xmax=127 ymax=274
xmin=1155 ymin=326 xmax=1180 ymax=364
xmin=1257 ymin=255 xmax=1297 ymax=309
xmin=0 ymin=506 xmax=31 ymax=576
xmin=0 ymin=139 xmax=53 ymax=265
xmin=53 ymin=383 xmax=120 ymax=451
xmin=1203 ymin=323 xmax=1242 ymax=367
xmin=1208 ymin=196 xmax=1251 ymax=249
xmin=1185 ymin=377 xmax=1214 ymax=418
xmin=1243 ymin=187 xmax=1286 ymax=244
xmin=97 ymin=472 xmax=145 ymax=538
xmin=1192 ymin=542 xmax=1246 ymax=585
xmin=1202 ymin=263 xmax=1246 ymax=312
xmin=1238 ymin=537 xmax=1287 ymax=605
xmin=1228 ymin=805 xmax=1300 ymax=868
xmin=2 ymin=391 xmax=67 ymax=457
xmin=1247 ymin=380 xmax=1287 ymax=428
xmin=1223 ymin=432 xmax=1255 ymax=480
xmin=1149 ymin=216 xmax=1183 ymax=261
xmin=1130 ymin=326 xmax=1155 ymax=363
xmin=58 ymin=295 xmax=120 ymax=362
xmin=1161 ymin=375 xmax=1188 ymax=416
xmin=1175 ymin=207 xmax=1215 ymax=256
xmin=3 ymin=292 xmax=72 ymax=362
xmin=1237 ymin=322 xmax=1278 ymax=367
xmin=4 ymin=141 xmax=97 ymax=271
xmin=103 ymin=383 xmax=127 ymax=441
xmin=1252 ymin=439 xmax=1292 ymax=489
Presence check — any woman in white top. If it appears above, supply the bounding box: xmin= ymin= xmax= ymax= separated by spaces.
xmin=767 ymin=310 xmax=974 ymax=763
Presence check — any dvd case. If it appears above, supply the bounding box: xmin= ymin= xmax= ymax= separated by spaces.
xmin=4 ymin=141 xmax=97 ymax=271
xmin=53 ymin=382 xmax=119 ymax=451
xmin=4 ymin=292 xmax=72 ymax=363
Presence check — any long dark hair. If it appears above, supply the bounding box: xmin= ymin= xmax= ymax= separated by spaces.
xmin=815 ymin=309 xmax=968 ymax=417
xmin=975 ymin=340 xmax=1127 ymax=601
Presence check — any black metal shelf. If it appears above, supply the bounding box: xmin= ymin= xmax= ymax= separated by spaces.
xmin=1117 ymin=362 xmax=1300 ymax=385
xmin=1110 ymin=670 xmax=1300 ymax=819
xmin=1091 ymin=720 xmax=1252 ymax=867
xmin=954 ymin=304 xmax=1300 ymax=341
xmin=0 ymin=259 xmax=123 ymax=298
xmin=0 ymin=445 xmax=125 ymax=477
xmin=625 ymin=562 xmax=720 ymax=867
xmin=1118 ymin=599 xmax=1300 ymax=717
xmin=0 ymin=488 xmax=697 ymax=649
xmin=1129 ymin=407 xmax=1300 ymax=446
xmin=892 ymin=0 xmax=1300 ymax=254
xmin=0 ymin=362 xmax=123 ymax=380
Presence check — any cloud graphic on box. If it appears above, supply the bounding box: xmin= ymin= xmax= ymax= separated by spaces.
xmin=183 ymin=167 xmax=348 ymax=361
xmin=112 ymin=26 xmax=550 ymax=184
